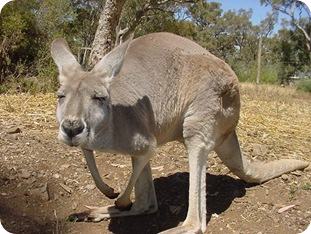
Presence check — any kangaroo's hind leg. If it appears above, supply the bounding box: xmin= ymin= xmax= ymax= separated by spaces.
xmin=160 ymin=135 xmax=214 ymax=234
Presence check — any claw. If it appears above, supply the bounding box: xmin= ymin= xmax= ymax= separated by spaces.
xmin=105 ymin=189 xmax=119 ymax=199
xmin=100 ymin=185 xmax=120 ymax=199
xmin=84 ymin=205 xmax=100 ymax=210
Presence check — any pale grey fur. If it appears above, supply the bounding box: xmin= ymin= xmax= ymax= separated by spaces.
xmin=51 ymin=32 xmax=309 ymax=233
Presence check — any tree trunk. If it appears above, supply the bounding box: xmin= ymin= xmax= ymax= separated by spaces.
xmin=256 ymin=37 xmax=262 ymax=85
xmin=89 ymin=0 xmax=127 ymax=67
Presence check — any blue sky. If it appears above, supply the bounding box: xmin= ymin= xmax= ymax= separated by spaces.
xmin=213 ymin=0 xmax=311 ymax=32
xmin=214 ymin=0 xmax=273 ymax=26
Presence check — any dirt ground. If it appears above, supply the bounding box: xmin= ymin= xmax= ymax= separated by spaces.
xmin=0 ymin=83 xmax=310 ymax=234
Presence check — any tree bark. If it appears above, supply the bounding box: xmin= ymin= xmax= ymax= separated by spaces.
xmin=89 ymin=0 xmax=127 ymax=67
xmin=256 ymin=37 xmax=262 ymax=85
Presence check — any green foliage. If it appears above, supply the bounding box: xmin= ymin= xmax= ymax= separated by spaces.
xmin=187 ymin=1 xmax=235 ymax=59
xmin=297 ymin=79 xmax=311 ymax=92
xmin=273 ymin=29 xmax=311 ymax=84
xmin=0 ymin=0 xmax=81 ymax=93
xmin=232 ymin=61 xmax=257 ymax=83
xmin=0 ymin=0 xmax=310 ymax=93
xmin=232 ymin=62 xmax=279 ymax=84
xmin=260 ymin=65 xmax=279 ymax=84
xmin=0 ymin=0 xmax=42 ymax=83
xmin=301 ymin=182 xmax=311 ymax=190
xmin=289 ymin=184 xmax=298 ymax=200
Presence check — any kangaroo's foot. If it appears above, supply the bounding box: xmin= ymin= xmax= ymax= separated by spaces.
xmin=68 ymin=202 xmax=157 ymax=222
xmin=69 ymin=159 xmax=158 ymax=222
xmin=159 ymin=225 xmax=203 ymax=234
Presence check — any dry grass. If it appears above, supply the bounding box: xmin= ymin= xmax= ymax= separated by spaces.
xmin=0 ymin=83 xmax=310 ymax=163
xmin=240 ymin=82 xmax=311 ymax=104
xmin=0 ymin=93 xmax=56 ymax=131
xmin=238 ymin=83 xmax=311 ymax=161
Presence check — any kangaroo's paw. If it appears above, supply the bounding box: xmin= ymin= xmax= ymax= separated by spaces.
xmin=67 ymin=203 xmax=157 ymax=222
xmin=159 ymin=225 xmax=203 ymax=234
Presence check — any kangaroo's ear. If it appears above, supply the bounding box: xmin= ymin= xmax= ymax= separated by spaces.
xmin=91 ymin=33 xmax=134 ymax=85
xmin=51 ymin=38 xmax=82 ymax=82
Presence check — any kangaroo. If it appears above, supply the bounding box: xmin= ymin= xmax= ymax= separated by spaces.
xmin=51 ymin=32 xmax=309 ymax=233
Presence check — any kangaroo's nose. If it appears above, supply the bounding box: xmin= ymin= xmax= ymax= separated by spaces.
xmin=61 ymin=119 xmax=84 ymax=138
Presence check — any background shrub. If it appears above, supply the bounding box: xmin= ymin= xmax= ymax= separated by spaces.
xmin=297 ymin=79 xmax=311 ymax=93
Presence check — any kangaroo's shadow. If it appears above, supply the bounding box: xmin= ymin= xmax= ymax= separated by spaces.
xmin=108 ymin=172 xmax=254 ymax=234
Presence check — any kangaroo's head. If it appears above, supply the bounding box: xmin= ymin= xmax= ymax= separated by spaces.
xmin=51 ymin=37 xmax=132 ymax=147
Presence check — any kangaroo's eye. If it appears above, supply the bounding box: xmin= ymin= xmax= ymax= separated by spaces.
xmin=56 ymin=92 xmax=65 ymax=100
xmin=92 ymin=94 xmax=107 ymax=102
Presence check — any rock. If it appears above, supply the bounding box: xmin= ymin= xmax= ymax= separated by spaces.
xmin=7 ymin=127 xmax=22 ymax=134
xmin=281 ymin=174 xmax=289 ymax=181
xmin=19 ymin=169 xmax=31 ymax=179
xmin=85 ymin=184 xmax=96 ymax=190
xmin=53 ymin=173 xmax=60 ymax=179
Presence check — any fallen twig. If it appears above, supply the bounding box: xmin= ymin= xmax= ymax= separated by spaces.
xmin=277 ymin=204 xmax=295 ymax=214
